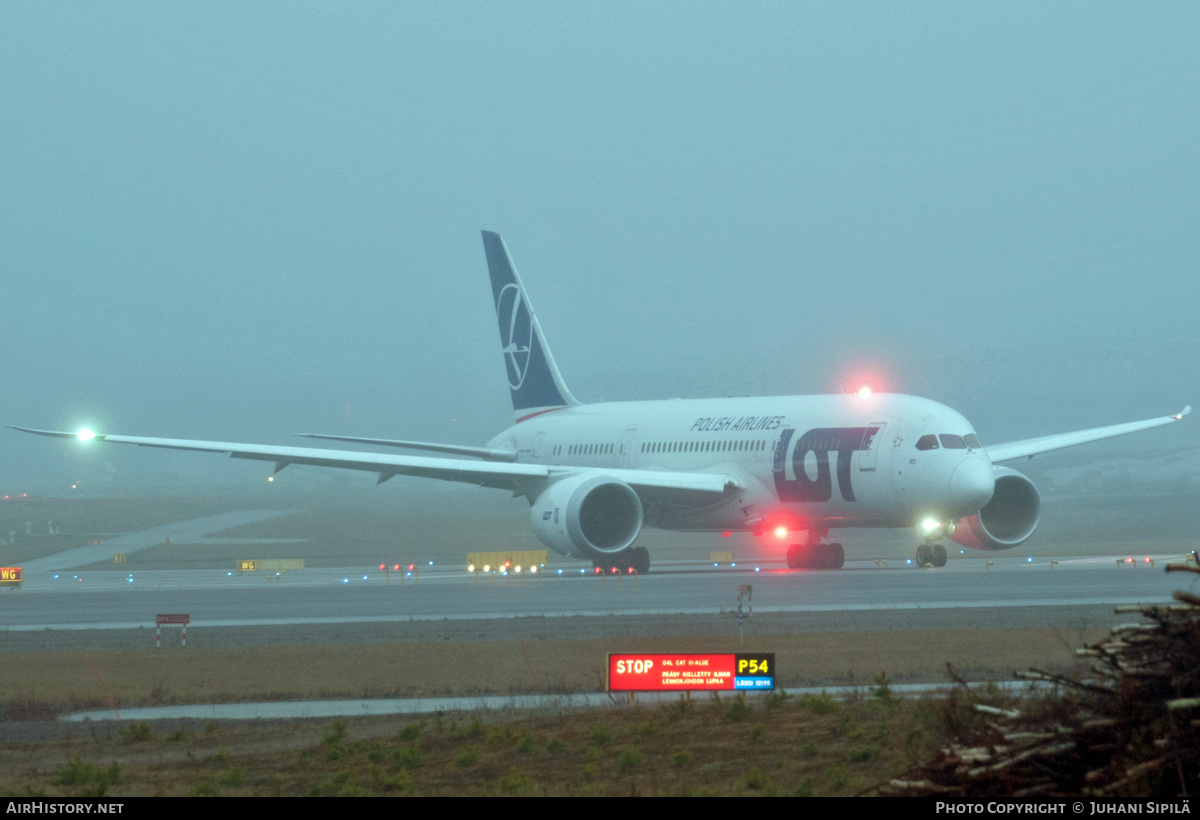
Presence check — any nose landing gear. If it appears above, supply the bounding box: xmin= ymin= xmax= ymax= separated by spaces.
xmin=915 ymin=543 xmax=947 ymax=568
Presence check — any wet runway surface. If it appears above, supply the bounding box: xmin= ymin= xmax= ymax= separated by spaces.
xmin=2 ymin=554 xmax=1194 ymax=637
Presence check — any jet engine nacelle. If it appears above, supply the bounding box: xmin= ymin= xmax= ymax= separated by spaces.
xmin=530 ymin=474 xmax=643 ymax=559
xmin=948 ymin=466 xmax=1041 ymax=551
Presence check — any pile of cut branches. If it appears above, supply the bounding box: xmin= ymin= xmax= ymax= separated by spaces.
xmin=884 ymin=560 xmax=1200 ymax=797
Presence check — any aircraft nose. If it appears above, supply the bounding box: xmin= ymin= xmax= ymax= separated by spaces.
xmin=950 ymin=457 xmax=995 ymax=511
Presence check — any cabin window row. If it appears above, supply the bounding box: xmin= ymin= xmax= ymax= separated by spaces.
xmin=639 ymin=439 xmax=766 ymax=454
xmin=564 ymin=443 xmax=613 ymax=456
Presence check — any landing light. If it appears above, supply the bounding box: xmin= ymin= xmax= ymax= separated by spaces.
xmin=857 ymin=386 xmax=873 ymax=399
xmin=921 ymin=519 xmax=940 ymax=533
xmin=77 ymin=429 xmax=95 ymax=441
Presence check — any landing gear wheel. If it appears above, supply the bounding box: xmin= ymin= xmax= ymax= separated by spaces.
xmin=826 ymin=542 xmax=845 ymax=570
xmin=932 ymin=544 xmax=947 ymax=568
xmin=630 ymin=546 xmax=650 ymax=575
xmin=788 ymin=543 xmax=845 ymax=570
xmin=915 ymin=544 xmax=933 ymax=567
xmin=786 ymin=543 xmax=805 ymax=569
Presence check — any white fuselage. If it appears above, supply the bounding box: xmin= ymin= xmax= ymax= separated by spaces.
xmin=488 ymin=392 xmax=995 ymax=534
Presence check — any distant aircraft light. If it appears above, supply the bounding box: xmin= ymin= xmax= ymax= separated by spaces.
xmin=77 ymin=429 xmax=95 ymax=441
xmin=267 ymin=476 xmax=274 ymax=482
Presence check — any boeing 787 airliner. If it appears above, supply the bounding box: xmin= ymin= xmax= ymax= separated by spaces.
xmin=13 ymin=232 xmax=1190 ymax=573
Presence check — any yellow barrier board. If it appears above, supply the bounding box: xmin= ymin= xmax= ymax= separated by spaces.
xmin=237 ymin=559 xmax=304 ymax=572
xmin=467 ymin=550 xmax=548 ymax=570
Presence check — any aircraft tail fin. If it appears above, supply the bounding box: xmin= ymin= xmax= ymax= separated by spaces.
xmin=482 ymin=231 xmax=579 ymax=422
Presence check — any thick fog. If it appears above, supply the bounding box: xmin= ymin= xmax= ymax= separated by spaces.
xmin=2 ymin=3 xmax=1197 ymax=494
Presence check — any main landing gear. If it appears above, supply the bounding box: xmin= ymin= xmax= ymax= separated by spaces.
xmin=594 ymin=546 xmax=650 ymax=575
xmin=786 ymin=542 xmax=844 ymax=570
xmin=786 ymin=529 xmax=845 ymax=570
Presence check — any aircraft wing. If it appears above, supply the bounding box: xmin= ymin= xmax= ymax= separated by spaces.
xmin=8 ymin=427 xmax=738 ymax=500
xmin=984 ymin=406 xmax=1190 ymax=463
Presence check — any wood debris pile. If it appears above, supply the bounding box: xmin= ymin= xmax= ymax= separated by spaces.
xmin=884 ymin=561 xmax=1200 ymax=797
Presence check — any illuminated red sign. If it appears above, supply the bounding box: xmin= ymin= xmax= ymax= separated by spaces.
xmin=607 ymin=653 xmax=774 ymax=692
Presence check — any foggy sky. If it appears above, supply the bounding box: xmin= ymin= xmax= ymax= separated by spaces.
xmin=2 ymin=2 xmax=1197 ymax=492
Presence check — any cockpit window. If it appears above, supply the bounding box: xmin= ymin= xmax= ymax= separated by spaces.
xmin=939 ymin=434 xmax=966 ymax=449
xmin=964 ymin=434 xmax=982 ymax=450
xmin=915 ymin=434 xmax=939 ymax=451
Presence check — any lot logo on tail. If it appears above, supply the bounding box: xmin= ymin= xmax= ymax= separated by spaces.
xmin=497 ymin=283 xmax=533 ymax=390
